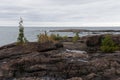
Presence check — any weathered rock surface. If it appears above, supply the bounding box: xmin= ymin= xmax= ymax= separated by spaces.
xmin=0 ymin=39 xmax=119 ymax=80
xmin=67 ymin=77 xmax=83 ymax=80
xmin=81 ymin=34 xmax=120 ymax=52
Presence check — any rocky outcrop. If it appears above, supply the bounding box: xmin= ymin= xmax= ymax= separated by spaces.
xmin=0 ymin=40 xmax=120 ymax=80
xmin=85 ymin=34 xmax=120 ymax=47
xmin=86 ymin=35 xmax=103 ymax=47
xmin=83 ymin=34 xmax=120 ymax=52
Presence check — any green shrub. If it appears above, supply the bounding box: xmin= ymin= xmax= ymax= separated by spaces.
xmin=50 ymin=34 xmax=57 ymax=40
xmin=37 ymin=32 xmax=65 ymax=43
xmin=100 ymin=35 xmax=118 ymax=53
xmin=37 ymin=31 xmax=50 ymax=43
xmin=62 ymin=35 xmax=68 ymax=40
xmin=72 ymin=32 xmax=79 ymax=43
xmin=50 ymin=33 xmax=62 ymax=41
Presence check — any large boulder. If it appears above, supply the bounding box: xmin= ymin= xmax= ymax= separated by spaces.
xmin=86 ymin=34 xmax=120 ymax=47
xmin=86 ymin=35 xmax=103 ymax=47
xmin=85 ymin=34 xmax=120 ymax=52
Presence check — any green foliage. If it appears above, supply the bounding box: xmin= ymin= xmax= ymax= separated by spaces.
xmin=17 ymin=27 xmax=28 ymax=44
xmin=72 ymin=32 xmax=80 ymax=43
xmin=37 ymin=31 xmax=49 ymax=43
xmin=50 ymin=34 xmax=57 ymax=40
xmin=62 ymin=35 xmax=68 ymax=40
xmin=50 ymin=33 xmax=63 ymax=41
xmin=24 ymin=37 xmax=29 ymax=43
xmin=17 ymin=27 xmax=24 ymax=43
xmin=17 ymin=18 xmax=28 ymax=44
xmin=37 ymin=32 xmax=66 ymax=43
xmin=100 ymin=35 xmax=118 ymax=53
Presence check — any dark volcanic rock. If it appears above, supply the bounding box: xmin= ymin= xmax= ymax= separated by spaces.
xmin=67 ymin=77 xmax=83 ymax=80
xmin=86 ymin=35 xmax=103 ymax=47
xmin=84 ymin=34 xmax=120 ymax=52
xmin=0 ymin=40 xmax=120 ymax=80
xmin=85 ymin=34 xmax=120 ymax=47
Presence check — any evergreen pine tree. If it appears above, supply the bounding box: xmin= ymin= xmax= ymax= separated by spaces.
xmin=17 ymin=18 xmax=28 ymax=44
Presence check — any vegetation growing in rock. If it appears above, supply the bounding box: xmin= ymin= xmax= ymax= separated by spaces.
xmin=37 ymin=31 xmax=50 ymax=43
xmin=37 ymin=32 xmax=68 ymax=43
xmin=100 ymin=35 xmax=118 ymax=53
xmin=72 ymin=32 xmax=80 ymax=43
xmin=50 ymin=33 xmax=63 ymax=41
xmin=17 ymin=18 xmax=28 ymax=44
xmin=62 ymin=35 xmax=68 ymax=40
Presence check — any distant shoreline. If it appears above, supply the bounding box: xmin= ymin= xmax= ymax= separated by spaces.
xmin=1 ymin=27 xmax=120 ymax=47
xmin=50 ymin=29 xmax=120 ymax=32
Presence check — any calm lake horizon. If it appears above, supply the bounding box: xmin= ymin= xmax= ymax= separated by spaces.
xmin=0 ymin=27 xmax=120 ymax=46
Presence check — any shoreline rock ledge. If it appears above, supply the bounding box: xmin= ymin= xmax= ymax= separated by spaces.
xmin=0 ymin=41 xmax=119 ymax=80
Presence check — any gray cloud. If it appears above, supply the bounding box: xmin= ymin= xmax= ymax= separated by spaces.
xmin=0 ymin=0 xmax=120 ymax=26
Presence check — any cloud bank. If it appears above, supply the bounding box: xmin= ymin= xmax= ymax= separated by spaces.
xmin=0 ymin=0 xmax=120 ymax=26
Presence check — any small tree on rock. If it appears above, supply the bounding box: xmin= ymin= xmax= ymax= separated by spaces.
xmin=100 ymin=35 xmax=118 ymax=53
xmin=72 ymin=32 xmax=80 ymax=43
xmin=17 ymin=18 xmax=28 ymax=44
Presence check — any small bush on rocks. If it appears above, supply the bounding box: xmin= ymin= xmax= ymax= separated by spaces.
xmin=62 ymin=35 xmax=68 ymax=40
xmin=100 ymin=35 xmax=119 ymax=53
xmin=37 ymin=31 xmax=50 ymax=43
xmin=72 ymin=32 xmax=80 ymax=43
xmin=50 ymin=33 xmax=63 ymax=41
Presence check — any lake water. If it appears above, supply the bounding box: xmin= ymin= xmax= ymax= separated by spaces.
xmin=0 ymin=27 xmax=120 ymax=46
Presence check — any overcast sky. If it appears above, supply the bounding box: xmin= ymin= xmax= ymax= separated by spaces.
xmin=0 ymin=0 xmax=120 ymax=27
